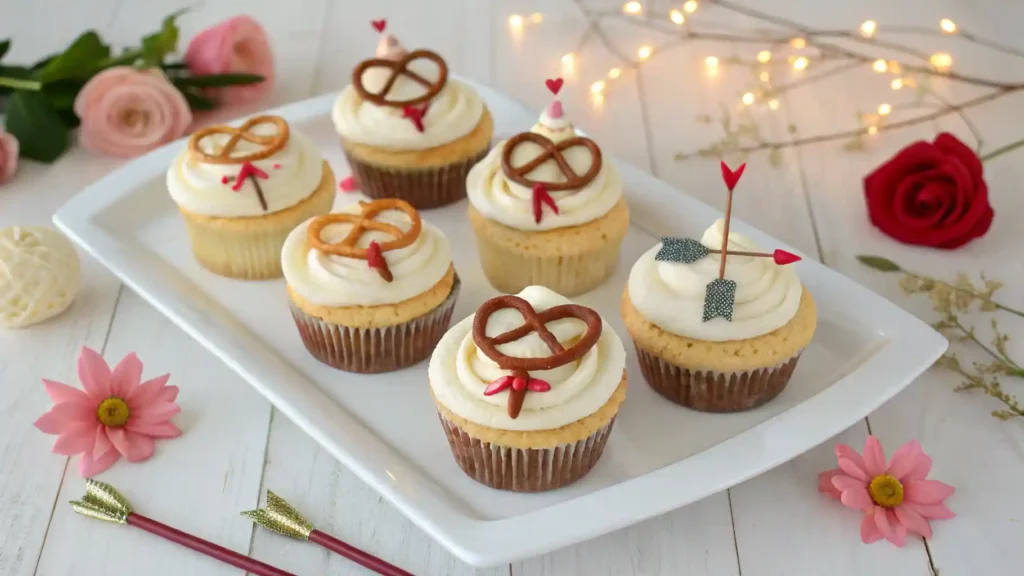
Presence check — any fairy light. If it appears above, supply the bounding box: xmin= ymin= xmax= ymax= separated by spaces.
xmin=561 ymin=53 xmax=575 ymax=75
xmin=508 ymin=14 xmax=523 ymax=30
xmin=860 ymin=20 xmax=877 ymax=37
xmin=741 ymin=92 xmax=755 ymax=105
xmin=591 ymin=80 xmax=606 ymax=94
xmin=608 ymin=67 xmax=622 ymax=79
xmin=891 ymin=78 xmax=903 ymax=90
xmin=759 ymin=71 xmax=770 ymax=82
xmin=867 ymin=125 xmax=879 ymax=135
xmin=670 ymin=10 xmax=685 ymax=25
xmin=623 ymin=1 xmax=642 ymax=15
xmin=930 ymin=52 xmax=953 ymax=71
xmin=940 ymin=18 xmax=957 ymax=34
xmin=757 ymin=50 xmax=772 ymax=63
xmin=529 ymin=13 xmax=544 ymax=24
xmin=790 ymin=37 xmax=807 ymax=49
xmin=872 ymin=59 xmax=888 ymax=73
xmin=792 ymin=56 xmax=809 ymax=71
xmin=878 ymin=103 xmax=892 ymax=115
xmin=683 ymin=1 xmax=698 ymax=14
xmin=768 ymin=98 xmax=780 ymax=110
xmin=592 ymin=92 xmax=605 ymax=107
xmin=638 ymin=45 xmax=653 ymax=60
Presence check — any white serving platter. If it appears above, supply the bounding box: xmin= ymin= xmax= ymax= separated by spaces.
xmin=54 ymin=83 xmax=947 ymax=567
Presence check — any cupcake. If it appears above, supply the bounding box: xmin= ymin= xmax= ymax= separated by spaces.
xmin=466 ymin=79 xmax=629 ymax=296
xmin=331 ymin=22 xmax=493 ymax=208
xmin=622 ymin=163 xmax=816 ymax=412
xmin=167 ymin=115 xmax=335 ymax=279
xmin=429 ymin=285 xmax=627 ymax=492
xmin=282 ymin=198 xmax=459 ymax=373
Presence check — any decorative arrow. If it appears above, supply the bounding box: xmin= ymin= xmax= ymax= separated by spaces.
xmin=402 ymin=104 xmax=428 ymax=133
xmin=366 ymin=240 xmax=393 ymax=282
xmin=232 ymin=161 xmax=270 ymax=211
xmin=242 ymin=491 xmax=412 ymax=576
xmin=532 ymin=183 xmax=559 ymax=223
xmin=71 ymin=480 xmax=293 ymax=576
xmin=703 ymin=161 xmax=746 ymax=323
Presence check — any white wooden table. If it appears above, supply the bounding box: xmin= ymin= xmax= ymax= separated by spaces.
xmin=3 ymin=1 xmax=1023 ymax=574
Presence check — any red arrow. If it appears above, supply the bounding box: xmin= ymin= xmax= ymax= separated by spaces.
xmin=232 ymin=161 xmax=270 ymax=211
xmin=531 ymin=183 xmax=559 ymax=223
xmin=366 ymin=240 xmax=393 ymax=282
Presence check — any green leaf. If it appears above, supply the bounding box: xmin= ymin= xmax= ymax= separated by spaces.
xmin=37 ymin=31 xmax=110 ymax=83
xmin=175 ymin=73 xmax=264 ymax=88
xmin=31 ymin=53 xmax=60 ymax=70
xmin=162 ymin=61 xmax=189 ymax=70
xmin=5 ymin=91 xmax=70 ymax=162
xmin=857 ymin=255 xmax=902 ymax=272
xmin=180 ymin=89 xmax=216 ymax=111
xmin=0 ymin=39 xmax=10 ymax=61
xmin=141 ymin=9 xmax=186 ymax=65
xmin=0 ymin=65 xmax=36 ymax=96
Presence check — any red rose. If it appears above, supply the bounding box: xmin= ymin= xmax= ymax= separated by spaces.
xmin=864 ymin=133 xmax=993 ymax=249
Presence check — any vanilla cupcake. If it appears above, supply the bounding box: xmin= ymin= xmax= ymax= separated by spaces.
xmin=429 ymin=286 xmax=627 ymax=492
xmin=167 ymin=115 xmax=335 ymax=279
xmin=282 ymin=198 xmax=459 ymax=373
xmin=466 ymin=82 xmax=628 ymax=296
xmin=622 ymin=219 xmax=817 ymax=412
xmin=332 ymin=27 xmax=493 ymax=208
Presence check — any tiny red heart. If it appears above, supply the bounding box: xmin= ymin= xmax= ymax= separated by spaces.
xmin=371 ymin=19 xmax=387 ymax=32
xmin=339 ymin=176 xmax=358 ymax=192
xmin=773 ymin=249 xmax=802 ymax=265
xmin=545 ymin=78 xmax=564 ymax=95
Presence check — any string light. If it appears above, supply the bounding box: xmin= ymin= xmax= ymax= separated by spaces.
xmin=872 ymin=59 xmax=888 ymax=73
xmin=508 ymin=14 xmax=523 ymax=30
xmin=741 ymin=92 xmax=755 ymax=105
xmin=867 ymin=125 xmax=879 ymax=135
xmin=878 ymin=103 xmax=892 ymax=115
xmin=608 ymin=68 xmax=622 ymax=79
xmin=670 ymin=10 xmax=685 ymax=25
xmin=768 ymin=98 xmax=780 ymax=110
xmin=623 ymin=1 xmax=642 ymax=15
xmin=930 ymin=52 xmax=953 ymax=71
xmin=591 ymin=80 xmax=606 ymax=94
xmin=592 ymin=92 xmax=605 ymax=107
xmin=561 ymin=53 xmax=575 ymax=75
xmin=757 ymin=50 xmax=772 ymax=63
xmin=792 ymin=56 xmax=809 ymax=70
xmin=683 ymin=1 xmax=698 ymax=14
xmin=790 ymin=37 xmax=807 ymax=49
xmin=891 ymin=78 xmax=903 ymax=90
xmin=638 ymin=45 xmax=653 ymax=60
xmin=759 ymin=71 xmax=770 ymax=82
xmin=940 ymin=18 xmax=957 ymax=34
xmin=889 ymin=61 xmax=903 ymax=75
xmin=529 ymin=13 xmax=544 ymax=24
xmin=860 ymin=20 xmax=877 ymax=37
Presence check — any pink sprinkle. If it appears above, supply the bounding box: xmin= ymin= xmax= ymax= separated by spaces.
xmin=273 ymin=163 xmax=281 ymax=169
xmin=547 ymin=99 xmax=564 ymax=119
xmin=339 ymin=176 xmax=359 ymax=192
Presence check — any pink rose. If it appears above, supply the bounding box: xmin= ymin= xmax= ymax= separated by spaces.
xmin=74 ymin=67 xmax=192 ymax=158
xmin=0 ymin=129 xmax=18 ymax=185
xmin=184 ymin=15 xmax=274 ymax=105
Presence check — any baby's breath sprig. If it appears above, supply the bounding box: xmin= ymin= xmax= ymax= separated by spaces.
xmin=859 ymin=254 xmax=1024 ymax=420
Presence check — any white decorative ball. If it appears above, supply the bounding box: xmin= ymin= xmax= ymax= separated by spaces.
xmin=0 ymin=226 xmax=82 ymax=329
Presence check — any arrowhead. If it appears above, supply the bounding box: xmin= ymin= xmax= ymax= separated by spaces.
xmin=231 ymin=161 xmax=268 ymax=190
xmin=720 ymin=161 xmax=746 ymax=192
xmin=773 ymin=249 xmax=801 ymax=265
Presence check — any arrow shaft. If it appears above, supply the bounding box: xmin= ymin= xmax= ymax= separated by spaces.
xmin=708 ymin=248 xmax=773 ymax=258
xmin=718 ymin=190 xmax=734 ymax=279
xmin=309 ymin=530 xmax=413 ymax=576
xmin=249 ymin=174 xmax=269 ymax=211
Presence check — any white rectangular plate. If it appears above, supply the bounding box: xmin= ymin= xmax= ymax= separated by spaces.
xmin=54 ymin=84 xmax=947 ymax=567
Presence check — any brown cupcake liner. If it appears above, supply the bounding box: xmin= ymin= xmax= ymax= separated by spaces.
xmin=438 ymin=413 xmax=616 ymax=492
xmin=635 ymin=345 xmax=803 ymax=412
xmin=342 ymin=146 xmax=490 ymax=210
xmin=289 ymin=277 xmax=460 ymax=373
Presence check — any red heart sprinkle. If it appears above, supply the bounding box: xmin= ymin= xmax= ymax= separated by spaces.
xmin=339 ymin=176 xmax=358 ymax=192
xmin=773 ymin=249 xmax=802 ymax=265
xmin=720 ymin=161 xmax=746 ymax=192
xmin=484 ymin=376 xmax=514 ymax=396
xmin=545 ymin=78 xmax=564 ymax=95
xmin=371 ymin=19 xmax=386 ymax=33
xmin=527 ymin=379 xmax=551 ymax=392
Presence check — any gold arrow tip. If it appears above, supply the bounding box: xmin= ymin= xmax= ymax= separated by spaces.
xmin=241 ymin=491 xmax=314 ymax=540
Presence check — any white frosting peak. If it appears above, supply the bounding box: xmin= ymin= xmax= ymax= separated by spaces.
xmin=627 ymin=220 xmax=802 ymax=341
xmin=428 ymin=286 xmax=625 ymax=431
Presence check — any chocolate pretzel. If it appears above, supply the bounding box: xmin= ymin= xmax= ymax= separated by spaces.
xmin=307 ymin=199 xmax=422 ymax=259
xmin=352 ymin=49 xmax=448 ymax=108
xmin=188 ymin=115 xmax=290 ymax=165
xmin=500 ymin=132 xmax=603 ymax=192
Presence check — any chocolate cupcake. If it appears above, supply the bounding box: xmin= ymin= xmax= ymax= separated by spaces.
xmin=331 ymin=24 xmax=493 ymax=209
xmin=282 ymin=198 xmax=459 ymax=373
xmin=428 ymin=286 xmax=627 ymax=492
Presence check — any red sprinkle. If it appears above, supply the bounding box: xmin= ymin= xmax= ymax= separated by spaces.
xmin=484 ymin=376 xmax=514 ymax=396
xmin=221 ymin=176 xmax=230 ymax=184
xmin=531 ymin=183 xmax=559 ymax=224
xmin=402 ymin=105 xmax=428 ymax=133
xmin=339 ymin=176 xmax=359 ymax=192
xmin=371 ymin=19 xmax=387 ymax=32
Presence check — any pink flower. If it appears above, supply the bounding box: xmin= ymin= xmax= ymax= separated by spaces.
xmin=184 ymin=15 xmax=274 ymax=105
xmin=33 ymin=347 xmax=182 ymax=477
xmin=0 ymin=129 xmax=19 ymax=185
xmin=818 ymin=436 xmax=955 ymax=547
xmin=74 ymin=67 xmax=192 ymax=158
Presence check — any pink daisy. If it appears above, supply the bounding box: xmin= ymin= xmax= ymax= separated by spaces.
xmin=34 ymin=347 xmax=181 ymax=477
xmin=819 ymin=435 xmax=955 ymax=547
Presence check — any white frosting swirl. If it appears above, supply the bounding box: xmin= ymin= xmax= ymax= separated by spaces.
xmin=466 ymin=121 xmax=622 ymax=231
xmin=282 ymin=206 xmax=452 ymax=307
xmin=627 ymin=219 xmax=802 ymax=341
xmin=332 ymin=56 xmax=485 ymax=150
xmin=167 ymin=124 xmax=323 ymax=218
xmin=428 ymin=286 xmax=626 ymax=432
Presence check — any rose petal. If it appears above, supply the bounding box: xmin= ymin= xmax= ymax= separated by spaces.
xmin=895 ymin=504 xmax=933 ymax=538
xmin=862 ymin=436 xmax=887 ymax=477
xmin=77 ymin=347 xmax=112 ymax=399
xmin=904 ymin=480 xmax=955 ymax=504
xmin=109 ymin=353 xmax=144 ymax=398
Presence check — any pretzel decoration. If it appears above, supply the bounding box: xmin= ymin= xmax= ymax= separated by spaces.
xmin=473 ymin=295 xmax=602 ymax=419
xmin=188 ymin=115 xmax=290 ymax=165
xmin=306 ymin=199 xmax=422 ymax=282
xmin=351 ymin=49 xmax=449 ymax=108
xmin=500 ymin=132 xmax=603 ymax=192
